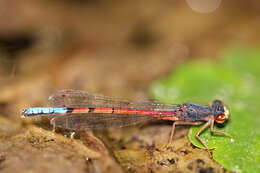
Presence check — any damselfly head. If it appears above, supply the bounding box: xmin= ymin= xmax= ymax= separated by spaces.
xmin=211 ymin=100 xmax=230 ymax=124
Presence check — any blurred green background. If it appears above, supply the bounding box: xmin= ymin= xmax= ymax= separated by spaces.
xmin=0 ymin=1 xmax=259 ymax=173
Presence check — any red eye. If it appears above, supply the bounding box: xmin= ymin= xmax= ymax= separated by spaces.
xmin=215 ymin=113 xmax=226 ymax=123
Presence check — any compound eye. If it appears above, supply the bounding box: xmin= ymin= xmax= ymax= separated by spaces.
xmin=215 ymin=113 xmax=226 ymax=123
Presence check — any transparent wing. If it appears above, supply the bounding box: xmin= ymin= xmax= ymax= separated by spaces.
xmin=48 ymin=89 xmax=174 ymax=110
xmin=50 ymin=113 xmax=157 ymax=130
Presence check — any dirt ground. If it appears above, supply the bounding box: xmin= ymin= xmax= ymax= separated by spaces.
xmin=0 ymin=0 xmax=259 ymax=172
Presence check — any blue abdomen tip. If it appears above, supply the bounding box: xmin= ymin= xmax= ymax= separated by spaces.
xmin=22 ymin=107 xmax=67 ymax=116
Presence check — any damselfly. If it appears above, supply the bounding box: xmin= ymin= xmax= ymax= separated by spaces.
xmin=22 ymin=89 xmax=232 ymax=155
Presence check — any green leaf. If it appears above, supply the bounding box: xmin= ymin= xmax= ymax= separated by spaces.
xmin=149 ymin=47 xmax=260 ymax=173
